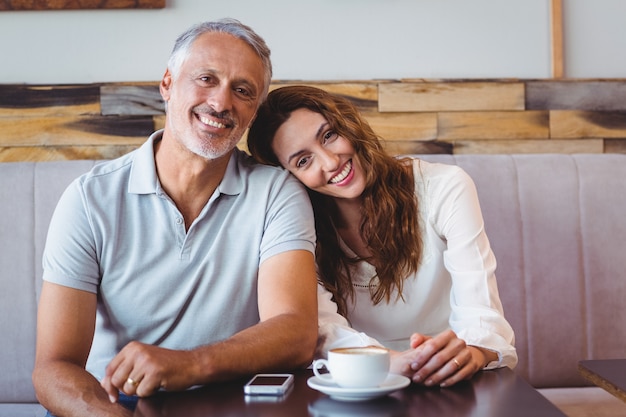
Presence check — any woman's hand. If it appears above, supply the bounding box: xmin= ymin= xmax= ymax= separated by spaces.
xmin=389 ymin=330 xmax=496 ymax=387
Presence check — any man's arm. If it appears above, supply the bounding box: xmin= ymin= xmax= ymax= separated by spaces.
xmin=101 ymin=249 xmax=318 ymax=398
xmin=33 ymin=281 xmax=133 ymax=417
xmin=200 ymin=248 xmax=319 ymax=375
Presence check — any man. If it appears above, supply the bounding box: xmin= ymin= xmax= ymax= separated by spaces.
xmin=32 ymin=19 xmax=318 ymax=417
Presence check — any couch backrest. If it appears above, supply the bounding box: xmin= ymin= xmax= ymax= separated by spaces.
xmin=0 ymin=160 xmax=97 ymax=402
xmin=419 ymin=154 xmax=626 ymax=388
xmin=1 ymin=155 xmax=625 ymax=400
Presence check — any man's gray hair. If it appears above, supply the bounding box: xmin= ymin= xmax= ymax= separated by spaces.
xmin=167 ymin=18 xmax=273 ymax=100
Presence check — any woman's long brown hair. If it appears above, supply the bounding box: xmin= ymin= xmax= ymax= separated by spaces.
xmin=248 ymin=86 xmax=422 ymax=317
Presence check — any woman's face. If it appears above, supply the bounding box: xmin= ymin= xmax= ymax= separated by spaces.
xmin=271 ymin=108 xmax=366 ymax=200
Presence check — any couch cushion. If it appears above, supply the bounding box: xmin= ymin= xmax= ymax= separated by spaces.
xmin=0 ymin=163 xmax=38 ymax=403
xmin=0 ymin=161 xmax=96 ymax=403
xmin=0 ymin=403 xmax=47 ymax=417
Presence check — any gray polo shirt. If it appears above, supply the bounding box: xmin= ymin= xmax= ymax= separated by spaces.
xmin=42 ymin=131 xmax=316 ymax=380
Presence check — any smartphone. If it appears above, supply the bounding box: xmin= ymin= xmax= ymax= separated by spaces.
xmin=244 ymin=373 xmax=294 ymax=395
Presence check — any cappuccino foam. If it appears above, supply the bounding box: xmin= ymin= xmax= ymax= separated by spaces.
xmin=331 ymin=347 xmax=388 ymax=355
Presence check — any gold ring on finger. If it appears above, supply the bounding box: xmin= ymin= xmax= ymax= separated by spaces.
xmin=453 ymin=358 xmax=461 ymax=369
xmin=126 ymin=377 xmax=139 ymax=387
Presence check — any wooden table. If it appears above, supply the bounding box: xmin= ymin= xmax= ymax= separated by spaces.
xmin=579 ymin=359 xmax=626 ymax=403
xmin=132 ymin=367 xmax=567 ymax=417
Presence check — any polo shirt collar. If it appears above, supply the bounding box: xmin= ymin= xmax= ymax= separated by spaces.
xmin=217 ymin=148 xmax=243 ymax=196
xmin=128 ymin=130 xmax=243 ymax=196
xmin=128 ymin=130 xmax=161 ymax=195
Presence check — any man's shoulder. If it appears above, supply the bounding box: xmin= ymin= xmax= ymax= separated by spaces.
xmin=232 ymin=149 xmax=308 ymax=198
xmin=75 ymin=151 xmax=136 ymax=188
xmin=233 ymin=148 xmax=292 ymax=180
xmin=234 ymin=148 xmax=277 ymax=169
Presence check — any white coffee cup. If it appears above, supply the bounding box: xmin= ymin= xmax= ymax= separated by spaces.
xmin=312 ymin=346 xmax=390 ymax=388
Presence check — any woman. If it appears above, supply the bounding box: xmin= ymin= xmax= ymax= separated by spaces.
xmin=247 ymin=85 xmax=517 ymax=388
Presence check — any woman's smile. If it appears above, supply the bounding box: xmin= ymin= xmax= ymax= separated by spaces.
xmin=329 ymin=160 xmax=354 ymax=185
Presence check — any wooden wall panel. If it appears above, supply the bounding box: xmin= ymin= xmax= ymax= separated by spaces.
xmin=0 ymin=79 xmax=624 ymax=162
xmin=101 ymin=85 xmax=164 ymax=116
xmin=0 ymin=84 xmax=100 ymax=116
xmin=438 ymin=111 xmax=549 ymax=140
xmin=0 ymin=116 xmax=153 ymax=146
xmin=379 ymin=82 xmax=525 ymax=112
xmin=604 ymin=139 xmax=626 ymax=154
xmin=551 ymin=110 xmax=626 ymax=138
xmin=362 ymin=112 xmax=437 ymax=141
xmin=271 ymin=82 xmax=379 ymax=111
xmin=451 ymin=139 xmax=603 ymax=154
xmin=526 ymin=81 xmax=626 ymax=111
xmin=0 ymin=0 xmax=165 ymax=10
xmin=381 ymin=140 xmax=453 ymax=155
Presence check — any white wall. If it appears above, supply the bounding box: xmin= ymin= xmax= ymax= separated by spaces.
xmin=0 ymin=0 xmax=623 ymax=84
xmin=564 ymin=0 xmax=626 ymax=78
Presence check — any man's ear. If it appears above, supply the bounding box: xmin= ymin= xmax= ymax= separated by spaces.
xmin=160 ymin=69 xmax=173 ymax=101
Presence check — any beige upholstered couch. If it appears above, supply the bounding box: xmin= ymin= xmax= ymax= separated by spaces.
xmin=1 ymin=154 xmax=625 ymax=417
xmin=419 ymin=154 xmax=626 ymax=417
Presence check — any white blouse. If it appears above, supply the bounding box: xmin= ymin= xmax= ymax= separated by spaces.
xmin=317 ymin=158 xmax=518 ymax=369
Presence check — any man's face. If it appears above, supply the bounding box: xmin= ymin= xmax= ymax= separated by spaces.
xmin=160 ymin=32 xmax=266 ymax=160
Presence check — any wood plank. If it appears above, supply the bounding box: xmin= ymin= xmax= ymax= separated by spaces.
xmin=361 ymin=112 xmax=437 ymax=141
xmin=0 ymin=84 xmax=100 ymax=116
xmin=604 ymin=139 xmax=626 ymax=154
xmin=101 ymin=85 xmax=164 ymax=116
xmin=0 ymin=116 xmax=153 ymax=146
xmin=0 ymin=0 xmax=165 ymax=10
xmin=381 ymin=140 xmax=452 ymax=155
xmin=438 ymin=111 xmax=549 ymax=140
xmin=0 ymin=145 xmax=139 ymax=162
xmin=378 ymin=82 xmax=525 ymax=112
xmin=451 ymin=139 xmax=604 ymax=154
xmin=154 ymin=115 xmax=165 ymax=130
xmin=551 ymin=110 xmax=626 ymax=138
xmin=270 ymin=82 xmax=379 ymax=111
xmin=551 ymin=0 xmax=564 ymax=78
xmin=527 ymin=81 xmax=626 ymax=111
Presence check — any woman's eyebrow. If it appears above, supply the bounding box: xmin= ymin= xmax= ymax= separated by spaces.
xmin=285 ymin=121 xmax=328 ymax=164
xmin=287 ymin=149 xmax=305 ymax=164
xmin=317 ymin=122 xmax=328 ymax=138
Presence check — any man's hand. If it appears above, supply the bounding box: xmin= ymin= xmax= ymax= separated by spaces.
xmin=101 ymin=342 xmax=200 ymax=402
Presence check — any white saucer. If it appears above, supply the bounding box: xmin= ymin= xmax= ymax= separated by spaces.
xmin=307 ymin=374 xmax=410 ymax=401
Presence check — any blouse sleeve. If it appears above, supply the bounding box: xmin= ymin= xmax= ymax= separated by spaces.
xmin=316 ymin=283 xmax=383 ymax=358
xmin=429 ymin=163 xmax=517 ymax=369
